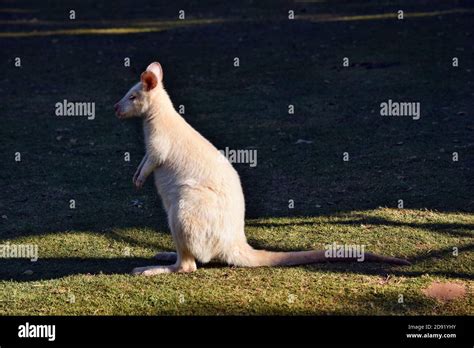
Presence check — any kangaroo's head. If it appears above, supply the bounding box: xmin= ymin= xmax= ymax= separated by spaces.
xmin=114 ymin=62 xmax=163 ymax=119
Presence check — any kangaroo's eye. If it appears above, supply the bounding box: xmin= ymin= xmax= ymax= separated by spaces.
xmin=129 ymin=95 xmax=136 ymax=100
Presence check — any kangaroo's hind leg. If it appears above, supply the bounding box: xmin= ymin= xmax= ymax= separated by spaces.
xmin=132 ymin=250 xmax=196 ymax=275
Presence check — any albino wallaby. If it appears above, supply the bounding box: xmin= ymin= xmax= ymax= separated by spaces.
xmin=114 ymin=62 xmax=410 ymax=275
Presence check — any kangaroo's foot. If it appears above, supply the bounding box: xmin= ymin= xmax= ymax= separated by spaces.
xmin=132 ymin=256 xmax=196 ymax=275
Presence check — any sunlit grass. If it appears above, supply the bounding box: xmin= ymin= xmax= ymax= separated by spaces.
xmin=0 ymin=209 xmax=472 ymax=315
xmin=0 ymin=18 xmax=226 ymax=38
xmin=297 ymin=8 xmax=474 ymax=22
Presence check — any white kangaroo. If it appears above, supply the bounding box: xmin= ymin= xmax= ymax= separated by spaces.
xmin=114 ymin=62 xmax=410 ymax=275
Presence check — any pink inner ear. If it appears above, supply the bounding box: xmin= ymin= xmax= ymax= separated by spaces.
xmin=146 ymin=62 xmax=162 ymax=81
xmin=141 ymin=71 xmax=158 ymax=91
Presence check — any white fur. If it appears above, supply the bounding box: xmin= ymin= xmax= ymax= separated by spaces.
xmin=115 ymin=63 xmax=249 ymax=274
xmin=114 ymin=62 xmax=411 ymax=275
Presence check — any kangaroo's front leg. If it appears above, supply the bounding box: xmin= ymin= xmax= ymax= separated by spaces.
xmin=133 ymin=155 xmax=158 ymax=189
xmin=132 ymin=154 xmax=148 ymax=186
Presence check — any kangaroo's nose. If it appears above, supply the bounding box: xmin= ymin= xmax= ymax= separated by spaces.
xmin=114 ymin=103 xmax=119 ymax=111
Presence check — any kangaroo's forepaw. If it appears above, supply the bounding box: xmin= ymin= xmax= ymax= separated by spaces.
xmin=134 ymin=177 xmax=144 ymax=189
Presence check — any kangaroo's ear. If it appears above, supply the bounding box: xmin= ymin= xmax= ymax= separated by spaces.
xmin=146 ymin=62 xmax=163 ymax=82
xmin=141 ymin=71 xmax=158 ymax=91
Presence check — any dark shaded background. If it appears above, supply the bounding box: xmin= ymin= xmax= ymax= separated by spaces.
xmin=1 ymin=0 xmax=473 ymax=239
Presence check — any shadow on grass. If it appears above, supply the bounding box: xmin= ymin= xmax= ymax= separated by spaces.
xmin=1 ymin=243 xmax=472 ymax=282
xmin=0 ymin=257 xmax=152 ymax=281
xmin=148 ymin=288 xmax=441 ymax=315
xmin=327 ymin=290 xmax=439 ymax=315
xmin=329 ymin=216 xmax=474 ymax=238
xmin=150 ymin=291 xmax=440 ymax=314
xmin=0 ymin=255 xmax=233 ymax=282
xmin=0 ymin=209 xmax=170 ymax=241
xmin=408 ymin=244 xmax=474 ymax=264
xmin=307 ymin=259 xmax=473 ymax=281
xmin=248 ymin=217 xmax=474 ymax=238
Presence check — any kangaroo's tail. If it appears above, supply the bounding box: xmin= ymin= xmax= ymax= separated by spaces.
xmin=229 ymin=243 xmax=410 ymax=267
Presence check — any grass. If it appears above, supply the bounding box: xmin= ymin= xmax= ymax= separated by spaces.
xmin=0 ymin=0 xmax=473 ymax=315
xmin=0 ymin=208 xmax=473 ymax=315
